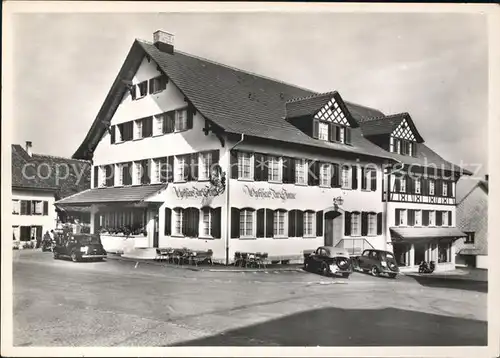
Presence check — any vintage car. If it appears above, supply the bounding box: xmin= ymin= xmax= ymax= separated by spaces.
xmin=355 ymin=249 xmax=399 ymax=278
xmin=53 ymin=233 xmax=107 ymax=262
xmin=303 ymin=246 xmax=353 ymax=278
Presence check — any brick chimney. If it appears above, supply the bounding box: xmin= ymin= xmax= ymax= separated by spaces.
xmin=153 ymin=30 xmax=174 ymax=54
xmin=25 ymin=141 xmax=32 ymax=157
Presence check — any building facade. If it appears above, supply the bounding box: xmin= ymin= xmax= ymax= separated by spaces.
xmin=12 ymin=143 xmax=91 ymax=248
xmin=454 ymin=176 xmax=488 ymax=269
xmin=60 ymin=31 xmax=469 ymax=269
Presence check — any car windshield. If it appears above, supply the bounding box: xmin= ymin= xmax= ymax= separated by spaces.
xmin=76 ymin=236 xmax=101 ymax=245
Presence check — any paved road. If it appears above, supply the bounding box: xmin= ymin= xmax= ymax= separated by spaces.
xmin=12 ymin=250 xmax=487 ymax=346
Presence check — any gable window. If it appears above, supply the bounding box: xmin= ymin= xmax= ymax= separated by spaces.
xmin=175 ymin=109 xmax=188 ymax=132
xmin=149 ymin=75 xmax=168 ymax=94
xmin=201 ymin=208 xmax=211 ymax=237
xmin=273 ymin=210 xmax=287 ymax=237
xmin=351 ymin=212 xmax=361 ymax=236
xmin=175 ymin=155 xmax=187 ymax=182
xmin=341 ymin=166 xmax=351 ymax=189
xmin=465 ymin=232 xmax=475 ymax=244
xmin=238 ymin=152 xmax=253 ymax=180
xmin=303 ymin=211 xmax=315 ymax=236
xmin=429 ymin=180 xmax=435 ymax=196
xmin=12 ymin=200 xmax=20 ymax=215
xmin=396 ymin=139 xmax=401 ymax=154
xmin=318 ymin=122 xmax=329 ymax=141
xmin=268 ymin=156 xmax=282 ymax=182
xmin=295 ymin=159 xmax=307 ymax=185
xmin=239 ymin=209 xmax=255 ymax=237
xmin=136 ymin=81 xmax=148 ymax=99
xmin=114 ymin=164 xmax=123 ymax=186
xmin=320 ymin=163 xmax=332 ymax=187
xmin=98 ymin=166 xmax=106 ymax=187
xmin=368 ymin=213 xmax=377 ymax=236
xmin=199 ymin=152 xmax=213 ymax=181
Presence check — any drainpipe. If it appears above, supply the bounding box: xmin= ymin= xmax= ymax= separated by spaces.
xmin=384 ymin=163 xmax=390 ymax=252
xmin=225 ymin=133 xmax=245 ymax=265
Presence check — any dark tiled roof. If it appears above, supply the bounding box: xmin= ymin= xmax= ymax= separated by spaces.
xmin=359 ymin=117 xmax=403 ymax=137
xmin=12 ymin=145 xmax=91 ymax=199
xmin=137 ymin=41 xmax=396 ymax=160
xmin=456 ymin=177 xmax=489 ymax=203
xmin=285 ymin=92 xmax=337 ymax=119
xmin=12 ymin=145 xmax=55 ymax=191
xmin=343 ymin=102 xmax=385 ymax=122
xmin=390 ymin=227 xmax=466 ymax=241
xmin=55 ymin=184 xmax=168 ymax=205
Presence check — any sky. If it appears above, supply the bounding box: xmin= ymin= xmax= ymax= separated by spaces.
xmin=12 ymin=11 xmax=488 ymax=175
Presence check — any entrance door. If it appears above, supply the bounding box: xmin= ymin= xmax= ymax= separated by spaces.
xmin=153 ymin=213 xmax=159 ymax=248
xmin=324 ymin=211 xmax=342 ymax=247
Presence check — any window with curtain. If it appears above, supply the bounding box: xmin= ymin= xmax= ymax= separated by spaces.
xmin=199 ymin=152 xmax=212 ymax=180
xmin=175 ymin=109 xmax=188 ymax=131
xmin=274 ymin=210 xmax=287 ymax=237
xmin=318 ymin=122 xmax=329 ymax=140
xmin=175 ymin=155 xmax=187 ymax=182
xmin=239 ymin=209 xmax=255 ymax=237
xmin=341 ymin=166 xmax=351 ymax=189
xmin=238 ymin=152 xmax=253 ymax=180
xmin=320 ymin=163 xmax=332 ymax=187
xmin=201 ymin=208 xmax=211 ymax=237
xmin=295 ymin=159 xmax=307 ymax=185
xmin=173 ymin=208 xmax=183 ymax=236
xmin=304 ymin=211 xmax=315 ymax=236
xmin=368 ymin=213 xmax=377 ymax=236
xmin=351 ymin=212 xmax=361 ymax=236
xmin=268 ymin=156 xmax=282 ymax=182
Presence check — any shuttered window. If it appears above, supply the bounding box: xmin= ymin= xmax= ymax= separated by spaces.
xmin=199 ymin=152 xmax=212 ymax=180
xmin=175 ymin=109 xmax=188 ymax=131
xmin=304 ymin=211 xmax=315 ymax=236
xmin=238 ymin=152 xmax=253 ymax=180
xmin=319 ymin=163 xmax=332 ymax=187
xmin=273 ymin=210 xmax=287 ymax=237
xmin=239 ymin=209 xmax=255 ymax=237
xmin=268 ymin=156 xmax=282 ymax=182
xmin=295 ymin=159 xmax=307 ymax=185
xmin=368 ymin=212 xmax=377 ymax=236
xmin=201 ymin=207 xmax=212 ymax=237
xmin=351 ymin=212 xmax=361 ymax=236
xmin=164 ymin=208 xmax=172 ymax=235
xmin=211 ymin=207 xmax=222 ymax=239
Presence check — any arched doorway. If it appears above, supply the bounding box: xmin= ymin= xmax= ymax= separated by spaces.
xmin=324 ymin=210 xmax=343 ymax=247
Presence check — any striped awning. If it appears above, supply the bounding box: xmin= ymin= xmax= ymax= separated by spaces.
xmin=55 ymin=184 xmax=167 ymax=206
xmin=390 ymin=227 xmax=466 ymax=243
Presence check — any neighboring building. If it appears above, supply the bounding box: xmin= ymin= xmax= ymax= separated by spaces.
xmin=58 ymin=31 xmax=469 ymax=269
xmin=454 ymin=175 xmax=488 ymax=269
xmin=12 ymin=142 xmax=91 ymax=248
xmin=356 ymin=113 xmax=471 ymax=272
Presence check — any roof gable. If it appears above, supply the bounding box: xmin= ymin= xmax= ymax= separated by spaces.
xmin=359 ymin=113 xmax=424 ymax=143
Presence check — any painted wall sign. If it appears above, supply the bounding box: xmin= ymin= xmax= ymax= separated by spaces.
xmin=173 ymin=185 xmax=221 ymax=199
xmin=242 ymin=185 xmax=297 ymax=200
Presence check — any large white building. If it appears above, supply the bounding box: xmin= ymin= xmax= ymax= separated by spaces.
xmin=58 ymin=31 xmax=470 ymax=270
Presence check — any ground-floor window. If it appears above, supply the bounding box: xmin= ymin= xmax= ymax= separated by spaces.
xmin=201 ymin=207 xmax=211 ymax=237
xmin=240 ymin=209 xmax=255 ymax=237
xmin=303 ymin=211 xmax=315 ymax=236
xmin=96 ymin=208 xmax=147 ymax=235
xmin=273 ymin=210 xmax=287 ymax=237
xmin=438 ymin=240 xmax=452 ymax=263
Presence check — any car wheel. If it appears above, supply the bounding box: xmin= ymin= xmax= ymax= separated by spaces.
xmin=370 ymin=266 xmax=380 ymax=277
xmin=321 ymin=263 xmax=330 ymax=276
xmin=71 ymin=252 xmax=79 ymax=262
xmin=388 ymin=273 xmax=397 ymax=279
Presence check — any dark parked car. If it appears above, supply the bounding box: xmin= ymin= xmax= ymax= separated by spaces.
xmin=53 ymin=233 xmax=107 ymax=262
xmin=355 ymin=249 xmax=399 ymax=278
xmin=303 ymin=246 xmax=353 ymax=278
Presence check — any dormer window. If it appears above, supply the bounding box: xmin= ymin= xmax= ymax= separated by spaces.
xmin=318 ymin=122 xmax=329 ymax=141
xmin=310 ymin=96 xmax=353 ymax=145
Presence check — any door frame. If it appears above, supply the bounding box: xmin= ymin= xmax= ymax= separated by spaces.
xmin=323 ymin=208 xmax=344 ymax=247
